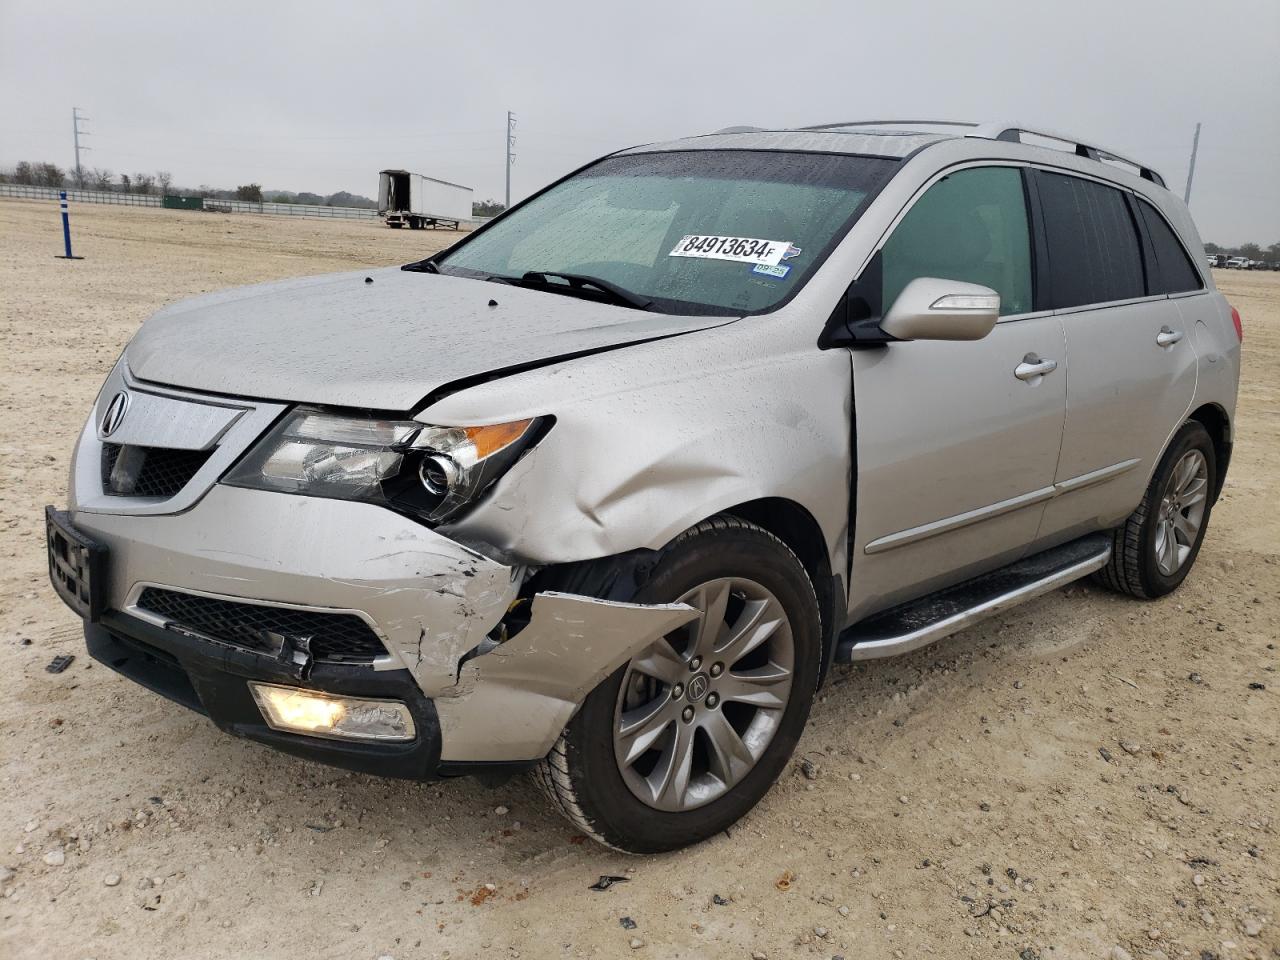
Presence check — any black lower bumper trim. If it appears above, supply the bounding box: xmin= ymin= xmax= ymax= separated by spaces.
xmin=87 ymin=610 xmax=446 ymax=780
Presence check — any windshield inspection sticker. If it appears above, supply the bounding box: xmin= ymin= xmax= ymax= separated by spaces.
xmin=751 ymin=263 xmax=791 ymax=279
xmin=669 ymin=235 xmax=792 ymax=267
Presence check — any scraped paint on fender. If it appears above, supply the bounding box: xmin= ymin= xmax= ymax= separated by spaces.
xmin=435 ymin=592 xmax=698 ymax=762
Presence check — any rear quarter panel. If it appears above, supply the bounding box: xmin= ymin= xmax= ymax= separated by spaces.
xmin=1132 ymin=182 xmax=1241 ymax=446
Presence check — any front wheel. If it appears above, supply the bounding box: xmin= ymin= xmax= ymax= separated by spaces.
xmin=534 ymin=516 xmax=821 ymax=853
xmin=1094 ymin=421 xmax=1217 ymax=599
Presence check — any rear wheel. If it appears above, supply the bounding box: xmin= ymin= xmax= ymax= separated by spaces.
xmin=534 ymin=516 xmax=821 ymax=853
xmin=1094 ymin=421 xmax=1216 ymax=599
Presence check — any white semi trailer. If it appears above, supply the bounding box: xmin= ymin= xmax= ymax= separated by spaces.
xmin=378 ymin=170 xmax=473 ymax=230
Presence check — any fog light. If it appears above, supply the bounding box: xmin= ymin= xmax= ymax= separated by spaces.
xmin=249 ymin=683 xmax=416 ymax=742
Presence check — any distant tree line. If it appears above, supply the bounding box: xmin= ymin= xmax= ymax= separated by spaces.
xmin=261 ymin=188 xmax=376 ymax=208
xmin=3 ymin=160 xmax=175 ymax=196
xmin=0 ymin=160 xmax=376 ymax=208
xmin=472 ymin=198 xmax=506 ymax=217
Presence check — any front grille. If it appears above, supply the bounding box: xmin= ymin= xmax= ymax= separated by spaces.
xmin=101 ymin=443 xmax=214 ymax=498
xmin=134 ymin=587 xmax=386 ymax=664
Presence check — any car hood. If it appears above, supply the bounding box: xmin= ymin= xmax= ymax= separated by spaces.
xmin=125 ymin=268 xmax=735 ymax=410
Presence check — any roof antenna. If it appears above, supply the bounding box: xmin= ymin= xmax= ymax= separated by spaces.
xmin=1183 ymin=122 xmax=1201 ymax=206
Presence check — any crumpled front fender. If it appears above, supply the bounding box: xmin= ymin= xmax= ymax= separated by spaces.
xmin=435 ymin=592 xmax=697 ymax=762
xmin=434 ymin=332 xmax=853 ymax=576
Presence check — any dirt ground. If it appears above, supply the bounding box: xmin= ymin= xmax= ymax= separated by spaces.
xmin=0 ymin=199 xmax=1276 ymax=960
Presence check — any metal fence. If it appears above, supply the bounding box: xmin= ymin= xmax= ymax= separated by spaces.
xmin=201 ymin=197 xmax=379 ymax=220
xmin=0 ymin=183 xmax=161 ymax=207
xmin=0 ymin=183 xmax=379 ymax=221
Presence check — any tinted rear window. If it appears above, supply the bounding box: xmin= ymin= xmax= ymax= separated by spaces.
xmin=1036 ymin=172 xmax=1145 ymax=309
xmin=1136 ymin=198 xmax=1203 ymax=294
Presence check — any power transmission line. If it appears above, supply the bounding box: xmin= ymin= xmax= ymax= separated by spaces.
xmin=506 ymin=110 xmax=517 ymax=209
xmin=72 ymin=107 xmax=91 ymax=187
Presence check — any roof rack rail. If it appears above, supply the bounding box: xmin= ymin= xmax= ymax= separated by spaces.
xmin=797 ymin=119 xmax=982 ymax=132
xmin=972 ymin=122 xmax=1166 ymax=187
xmin=792 ymin=119 xmax=1166 ymax=188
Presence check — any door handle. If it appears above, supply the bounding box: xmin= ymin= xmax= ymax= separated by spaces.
xmin=1156 ymin=326 xmax=1184 ymax=347
xmin=1014 ymin=354 xmax=1058 ymax=382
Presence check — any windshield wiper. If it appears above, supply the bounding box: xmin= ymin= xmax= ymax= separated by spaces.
xmin=412 ymin=266 xmax=655 ymax=311
xmin=518 ymin=271 xmax=653 ymax=311
xmin=401 ymin=258 xmax=440 ymax=273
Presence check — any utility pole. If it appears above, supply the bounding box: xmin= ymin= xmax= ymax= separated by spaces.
xmin=1183 ymin=121 xmax=1201 ymax=206
xmin=72 ymin=107 xmax=91 ymax=188
xmin=505 ymin=110 xmax=517 ymax=210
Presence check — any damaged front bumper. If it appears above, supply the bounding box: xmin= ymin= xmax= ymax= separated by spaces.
xmin=72 ymin=485 xmax=520 ymax=696
xmin=84 ymin=612 xmax=451 ymax=778
xmin=437 ymin=593 xmax=698 ymax=762
xmin=62 ymin=484 xmax=697 ymax=776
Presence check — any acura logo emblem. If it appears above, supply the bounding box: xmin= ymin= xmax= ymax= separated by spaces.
xmin=100 ymin=391 xmax=130 ymax=437
xmin=687 ymin=673 xmax=710 ymax=703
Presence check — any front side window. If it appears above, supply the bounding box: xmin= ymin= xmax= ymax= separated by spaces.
xmin=881 ymin=166 xmax=1033 ymax=317
xmin=435 ymin=150 xmax=898 ymax=316
xmin=1036 ymin=172 xmax=1145 ymax=308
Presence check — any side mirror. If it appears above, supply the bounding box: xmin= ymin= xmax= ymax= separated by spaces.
xmin=880 ymin=277 xmax=1000 ymax=342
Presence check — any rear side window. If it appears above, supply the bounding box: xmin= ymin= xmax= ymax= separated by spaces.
xmin=1036 ymin=172 xmax=1145 ymax=309
xmin=1136 ymin=199 xmax=1203 ymax=294
xmin=881 ymin=166 xmax=1033 ymax=316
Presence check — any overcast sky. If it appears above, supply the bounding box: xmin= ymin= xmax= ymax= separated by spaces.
xmin=2 ymin=0 xmax=1277 ymax=244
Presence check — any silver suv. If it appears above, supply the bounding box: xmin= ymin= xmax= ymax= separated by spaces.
xmin=46 ymin=120 xmax=1242 ymax=853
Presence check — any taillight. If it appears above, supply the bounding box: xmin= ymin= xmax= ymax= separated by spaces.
xmin=1230 ymin=306 xmax=1243 ymax=343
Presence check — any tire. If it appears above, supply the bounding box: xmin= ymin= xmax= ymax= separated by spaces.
xmin=1094 ymin=421 xmax=1217 ymax=599
xmin=533 ymin=515 xmax=821 ymax=853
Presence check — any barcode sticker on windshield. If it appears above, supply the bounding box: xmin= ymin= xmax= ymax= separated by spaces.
xmin=669 ymin=235 xmax=792 ymax=267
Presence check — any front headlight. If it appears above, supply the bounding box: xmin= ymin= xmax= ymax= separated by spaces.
xmin=223 ymin=408 xmax=547 ymax=523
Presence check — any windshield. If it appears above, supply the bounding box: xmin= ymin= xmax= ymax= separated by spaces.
xmin=433 ymin=150 xmax=898 ymax=315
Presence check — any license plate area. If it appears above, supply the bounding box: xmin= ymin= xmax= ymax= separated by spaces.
xmin=45 ymin=506 xmax=106 ymax=621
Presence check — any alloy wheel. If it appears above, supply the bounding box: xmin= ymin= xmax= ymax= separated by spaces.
xmin=1154 ymin=448 xmax=1209 ymax=576
xmin=612 ymin=577 xmax=794 ymax=812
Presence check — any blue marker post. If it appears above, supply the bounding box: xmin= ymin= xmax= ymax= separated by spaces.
xmin=55 ymin=190 xmax=84 ymax=260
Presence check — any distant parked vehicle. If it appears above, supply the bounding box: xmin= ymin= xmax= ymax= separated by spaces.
xmin=1226 ymin=257 xmax=1249 ymax=269
xmin=378 ymin=169 xmax=473 ymax=230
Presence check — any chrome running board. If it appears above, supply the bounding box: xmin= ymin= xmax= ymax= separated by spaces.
xmin=836 ymin=533 xmax=1112 ymax=662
